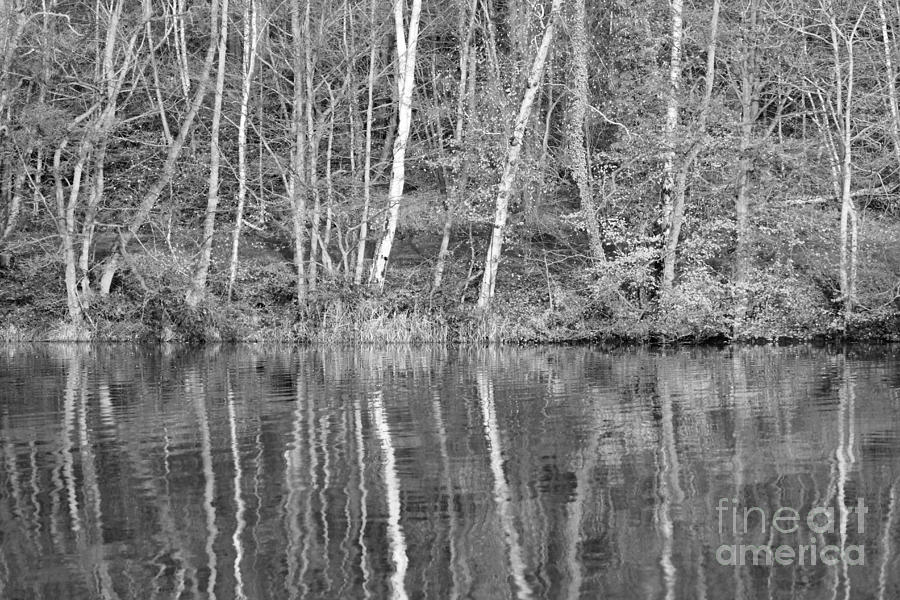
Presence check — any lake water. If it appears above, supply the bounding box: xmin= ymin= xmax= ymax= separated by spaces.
xmin=1 ymin=344 xmax=899 ymax=599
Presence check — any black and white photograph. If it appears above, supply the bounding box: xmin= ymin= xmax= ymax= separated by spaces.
xmin=1 ymin=0 xmax=900 ymax=597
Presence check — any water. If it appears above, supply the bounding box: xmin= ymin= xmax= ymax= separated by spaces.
xmin=1 ymin=344 xmax=899 ymax=600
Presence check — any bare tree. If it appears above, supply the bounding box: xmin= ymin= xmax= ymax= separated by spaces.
xmin=289 ymin=0 xmax=310 ymax=305
xmin=99 ymin=0 xmax=223 ymax=296
xmin=186 ymin=0 xmax=231 ymax=307
xmin=658 ymin=0 xmax=684 ymax=286
xmin=369 ymin=0 xmax=423 ymax=287
xmin=566 ymin=0 xmax=604 ymax=263
xmin=661 ymin=0 xmax=720 ymax=293
xmin=353 ymin=0 xmax=379 ymax=284
xmin=227 ymin=0 xmax=260 ymax=301
xmin=476 ymin=0 xmax=564 ymax=311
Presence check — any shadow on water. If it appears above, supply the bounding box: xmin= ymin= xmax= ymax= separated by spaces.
xmin=1 ymin=344 xmax=900 ymax=599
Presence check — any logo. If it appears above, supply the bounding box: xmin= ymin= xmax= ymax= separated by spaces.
xmin=714 ymin=497 xmax=867 ymax=566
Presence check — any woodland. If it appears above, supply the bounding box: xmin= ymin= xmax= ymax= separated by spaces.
xmin=1 ymin=0 xmax=899 ymax=342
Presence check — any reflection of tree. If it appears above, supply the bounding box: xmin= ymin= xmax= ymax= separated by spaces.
xmin=370 ymin=389 xmax=409 ymax=600
xmin=284 ymin=367 xmax=305 ymax=600
xmin=353 ymin=394 xmax=371 ymax=600
xmin=3 ymin=345 xmax=900 ymax=598
xmin=227 ymin=371 xmax=247 ymax=600
xmin=476 ymin=368 xmax=532 ymax=600
xmin=833 ymin=357 xmax=855 ymax=600
xmin=189 ymin=367 xmax=219 ymax=600
xmin=431 ymin=388 xmax=464 ymax=598
xmin=562 ymin=398 xmax=602 ymax=600
xmin=878 ymin=478 xmax=898 ymax=600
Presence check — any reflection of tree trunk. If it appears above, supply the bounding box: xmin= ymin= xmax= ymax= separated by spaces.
xmin=62 ymin=356 xmax=82 ymax=531
xmin=353 ymin=396 xmax=371 ymax=599
xmin=476 ymin=369 xmax=532 ymax=599
xmin=370 ymin=390 xmax=409 ymax=599
xmin=299 ymin=362 xmax=319 ymax=594
xmin=563 ymin=410 xmax=602 ymax=599
xmin=731 ymin=349 xmax=747 ymax=597
xmin=878 ymin=479 xmax=898 ymax=600
xmin=285 ymin=371 xmax=305 ymax=600
xmin=834 ymin=357 xmax=855 ymax=600
xmin=431 ymin=390 xmax=463 ymax=596
xmin=318 ymin=399 xmax=334 ymax=591
xmin=656 ymin=409 xmax=676 ymax=600
xmin=227 ymin=375 xmax=247 ymax=600
xmin=191 ymin=372 xmax=219 ymax=600
xmin=76 ymin=362 xmax=118 ymax=600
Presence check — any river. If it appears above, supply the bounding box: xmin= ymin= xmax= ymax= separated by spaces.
xmin=1 ymin=344 xmax=898 ymax=599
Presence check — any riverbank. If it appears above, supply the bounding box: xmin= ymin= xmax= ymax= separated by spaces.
xmin=3 ymin=272 xmax=898 ymax=344
xmin=3 ymin=199 xmax=900 ymax=345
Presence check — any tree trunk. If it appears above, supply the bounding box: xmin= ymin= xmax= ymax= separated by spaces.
xmin=353 ymin=0 xmax=378 ymax=285
xmin=432 ymin=0 xmax=477 ymax=293
xmin=186 ymin=0 xmax=230 ymax=307
xmin=289 ymin=0 xmax=309 ymax=305
xmin=475 ymin=0 xmax=563 ymax=311
xmin=99 ymin=0 xmax=222 ymax=296
xmin=732 ymin=0 xmax=759 ymax=329
xmin=227 ymin=0 xmax=259 ymax=301
xmin=877 ymin=0 xmax=900 ymax=172
xmin=53 ymin=139 xmax=89 ymax=322
xmin=566 ymin=0 xmax=604 ymax=263
xmin=306 ymin=6 xmax=323 ymax=291
xmin=369 ymin=0 xmax=423 ymax=287
xmin=661 ymin=0 xmax=719 ymax=293
xmin=659 ymin=0 xmax=684 ymax=268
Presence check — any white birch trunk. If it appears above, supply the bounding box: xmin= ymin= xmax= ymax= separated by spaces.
xmin=353 ymin=0 xmax=378 ymax=284
xmin=475 ymin=0 xmax=563 ymax=311
xmin=186 ymin=0 xmax=229 ymax=307
xmin=290 ymin=0 xmax=309 ymax=305
xmin=227 ymin=0 xmax=259 ymax=301
xmin=877 ymin=0 xmax=900 ymax=174
xmin=659 ymin=0 xmax=684 ymax=249
xmin=661 ymin=0 xmax=719 ymax=293
xmin=369 ymin=0 xmax=423 ymax=287
xmin=99 ymin=0 xmax=222 ymax=295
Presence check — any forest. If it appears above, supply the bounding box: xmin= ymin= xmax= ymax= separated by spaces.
xmin=1 ymin=0 xmax=899 ymax=342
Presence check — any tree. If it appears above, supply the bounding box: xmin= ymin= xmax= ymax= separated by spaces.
xmin=289 ymin=0 xmax=310 ymax=305
xmin=658 ymin=0 xmax=684 ymax=289
xmin=99 ymin=0 xmax=223 ymax=296
xmin=732 ymin=0 xmax=761 ymax=321
xmin=186 ymin=0 xmax=231 ymax=307
xmin=227 ymin=0 xmax=260 ymax=301
xmin=566 ymin=0 xmax=605 ymax=263
xmin=369 ymin=0 xmax=423 ymax=287
xmin=660 ymin=0 xmax=720 ymax=293
xmin=354 ymin=0 xmax=380 ymax=285
xmin=476 ymin=0 xmax=564 ymax=311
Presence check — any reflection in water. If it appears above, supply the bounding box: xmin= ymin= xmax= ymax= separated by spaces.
xmin=477 ymin=368 xmax=531 ymax=599
xmin=2 ymin=344 xmax=900 ymax=599
xmin=371 ymin=390 xmax=409 ymax=600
